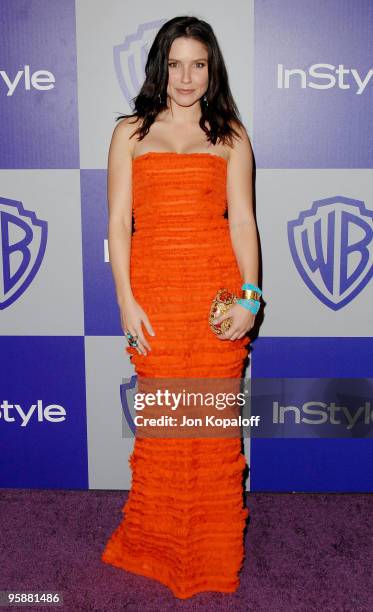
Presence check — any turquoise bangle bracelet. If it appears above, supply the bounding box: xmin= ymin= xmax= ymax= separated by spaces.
xmin=241 ymin=282 xmax=262 ymax=296
xmin=237 ymin=298 xmax=260 ymax=315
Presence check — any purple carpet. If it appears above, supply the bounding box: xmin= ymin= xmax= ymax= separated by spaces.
xmin=0 ymin=490 xmax=372 ymax=611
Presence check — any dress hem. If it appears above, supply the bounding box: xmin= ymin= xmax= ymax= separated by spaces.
xmin=101 ymin=549 xmax=243 ymax=600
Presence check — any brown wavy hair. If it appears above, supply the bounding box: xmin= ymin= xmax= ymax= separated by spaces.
xmin=116 ymin=15 xmax=245 ymax=147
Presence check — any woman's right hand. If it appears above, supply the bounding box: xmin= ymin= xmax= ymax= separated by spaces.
xmin=119 ymin=294 xmax=156 ymax=356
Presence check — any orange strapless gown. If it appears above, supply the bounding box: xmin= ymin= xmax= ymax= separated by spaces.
xmin=101 ymin=151 xmax=251 ymax=599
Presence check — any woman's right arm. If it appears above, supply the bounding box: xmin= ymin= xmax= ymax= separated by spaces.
xmin=107 ymin=118 xmax=155 ymax=355
xmin=107 ymin=118 xmax=135 ymax=307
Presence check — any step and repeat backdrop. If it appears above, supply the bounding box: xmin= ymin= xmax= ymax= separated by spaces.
xmin=1 ymin=0 xmax=372 ymax=492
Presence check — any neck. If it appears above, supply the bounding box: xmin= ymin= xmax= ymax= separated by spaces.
xmin=160 ymin=98 xmax=203 ymax=124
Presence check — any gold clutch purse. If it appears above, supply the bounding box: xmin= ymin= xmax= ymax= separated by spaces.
xmin=208 ymin=288 xmax=238 ymax=336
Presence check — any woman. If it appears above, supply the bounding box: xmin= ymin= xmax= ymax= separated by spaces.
xmin=101 ymin=15 xmax=261 ymax=599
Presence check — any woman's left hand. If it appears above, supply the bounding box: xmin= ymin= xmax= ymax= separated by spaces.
xmin=212 ymin=303 xmax=255 ymax=341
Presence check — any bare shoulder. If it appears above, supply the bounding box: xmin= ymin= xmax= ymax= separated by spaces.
xmin=110 ymin=116 xmax=142 ymax=159
xmin=227 ymin=120 xmax=253 ymax=165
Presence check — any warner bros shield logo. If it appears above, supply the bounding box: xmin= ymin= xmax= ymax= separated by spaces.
xmin=120 ymin=374 xmax=138 ymax=436
xmin=0 ymin=197 xmax=48 ymax=309
xmin=113 ymin=19 xmax=167 ymax=107
xmin=288 ymin=196 xmax=373 ymax=310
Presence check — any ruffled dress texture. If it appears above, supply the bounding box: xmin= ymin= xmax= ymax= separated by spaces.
xmin=101 ymin=152 xmax=251 ymax=599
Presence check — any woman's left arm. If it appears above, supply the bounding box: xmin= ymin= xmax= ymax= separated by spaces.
xmin=213 ymin=124 xmax=259 ymax=340
xmin=226 ymin=124 xmax=258 ymax=288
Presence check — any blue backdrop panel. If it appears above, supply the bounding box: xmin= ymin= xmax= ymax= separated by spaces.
xmin=0 ymin=336 xmax=88 ymax=489
xmin=251 ymin=337 xmax=373 ymax=491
